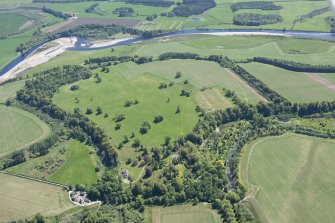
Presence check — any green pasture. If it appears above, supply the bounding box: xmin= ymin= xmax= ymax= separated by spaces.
xmin=0 ymin=105 xmax=50 ymax=157
xmin=145 ymin=203 xmax=221 ymax=223
xmin=0 ymin=13 xmax=27 ymax=36
xmin=241 ymin=134 xmax=335 ymax=223
xmin=7 ymin=142 xmax=67 ymax=179
xmin=240 ymin=62 xmax=335 ymax=102
xmin=112 ymin=59 xmax=264 ymax=103
xmin=48 ymin=140 xmax=99 ymax=186
xmin=53 ymin=69 xmax=199 ymax=148
xmin=0 ymin=34 xmax=31 ymax=69
xmin=0 ymin=173 xmax=73 ymax=222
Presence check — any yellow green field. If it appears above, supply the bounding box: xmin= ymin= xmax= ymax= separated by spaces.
xmin=0 ymin=173 xmax=73 ymax=222
xmin=146 ymin=204 xmax=221 ymax=223
xmin=241 ymin=134 xmax=335 ymax=223
xmin=0 ymin=105 xmax=50 ymax=157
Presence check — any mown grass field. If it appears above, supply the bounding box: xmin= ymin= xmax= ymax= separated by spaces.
xmin=241 ymin=134 xmax=335 ymax=223
xmin=240 ymin=62 xmax=335 ymax=103
xmin=0 ymin=80 xmax=25 ymax=103
xmin=145 ymin=204 xmax=221 ymax=223
xmin=48 ymin=140 xmax=99 ymax=186
xmin=0 ymin=173 xmax=73 ymax=222
xmin=53 ymin=69 xmax=199 ymax=148
xmin=0 ymin=105 xmax=50 ymax=157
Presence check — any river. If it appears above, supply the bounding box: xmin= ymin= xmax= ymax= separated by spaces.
xmin=1 ymin=29 xmax=335 ymax=78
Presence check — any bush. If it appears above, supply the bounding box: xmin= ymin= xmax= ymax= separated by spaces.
xmin=153 ymin=115 xmax=164 ymax=123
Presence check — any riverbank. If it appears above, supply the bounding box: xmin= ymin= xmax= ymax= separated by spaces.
xmin=0 ymin=37 xmax=76 ymax=83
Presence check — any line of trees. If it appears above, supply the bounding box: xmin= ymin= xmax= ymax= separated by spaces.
xmin=172 ymin=0 xmax=216 ymax=17
xmin=113 ymin=7 xmax=135 ymax=17
xmin=125 ymin=0 xmax=174 ymax=7
xmin=233 ymin=13 xmax=283 ymax=26
xmin=33 ymin=0 xmax=106 ymax=3
xmin=85 ymin=3 xmax=99 ymax=13
xmin=253 ymin=57 xmax=335 ymax=73
xmin=16 ymin=23 xmax=160 ymax=54
xmin=231 ymin=1 xmax=282 ymax=12
xmin=294 ymin=7 xmax=330 ymax=23
xmin=42 ymin=7 xmax=72 ymax=20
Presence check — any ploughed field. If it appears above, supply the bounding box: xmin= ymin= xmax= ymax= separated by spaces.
xmin=241 ymin=134 xmax=335 ymax=223
xmin=0 ymin=173 xmax=73 ymax=222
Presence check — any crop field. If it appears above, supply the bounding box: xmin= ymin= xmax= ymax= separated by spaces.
xmin=0 ymin=105 xmax=50 ymax=157
xmin=240 ymin=134 xmax=335 ymax=223
xmin=146 ymin=204 xmax=221 ymax=223
xmin=0 ymin=173 xmax=73 ymax=222
xmin=48 ymin=140 xmax=99 ymax=186
xmin=240 ymin=62 xmax=335 ymax=102
xmin=53 ymin=70 xmax=199 ymax=148
xmin=0 ymin=80 xmax=25 ymax=103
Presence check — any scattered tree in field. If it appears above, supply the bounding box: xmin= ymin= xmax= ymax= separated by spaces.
xmin=130 ymin=132 xmax=135 ymax=138
xmin=153 ymin=115 xmax=164 ymax=123
xmin=74 ymin=97 xmax=79 ymax=103
xmin=176 ymin=106 xmax=181 ymax=114
xmin=169 ymin=81 xmax=174 ymax=86
xmin=158 ymin=82 xmax=167 ymax=89
xmin=86 ymin=108 xmax=93 ymax=114
xmin=180 ymin=89 xmax=190 ymax=97
xmin=96 ymin=106 xmax=102 ymax=115
xmin=115 ymin=123 xmax=121 ymax=130
xmin=70 ymin=84 xmax=79 ymax=91
xmin=124 ymin=99 xmax=133 ymax=107
xmin=184 ymin=79 xmax=189 ymax=84
xmin=123 ymin=135 xmax=129 ymax=144
xmin=167 ymin=98 xmax=170 ymax=103
xmin=164 ymin=136 xmax=171 ymax=146
xmin=104 ymin=113 xmax=109 ymax=118
xmin=195 ymin=105 xmax=201 ymax=112
xmin=140 ymin=121 xmax=151 ymax=134
xmin=114 ymin=113 xmax=126 ymax=122
xmin=134 ymin=99 xmax=139 ymax=104
xmin=175 ymin=72 xmax=182 ymax=78
xmin=132 ymin=139 xmax=141 ymax=148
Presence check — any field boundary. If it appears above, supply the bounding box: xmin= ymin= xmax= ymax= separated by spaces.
xmin=0 ymin=171 xmax=69 ymax=190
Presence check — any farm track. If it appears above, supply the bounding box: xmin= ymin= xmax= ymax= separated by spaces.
xmin=305 ymin=73 xmax=335 ymax=92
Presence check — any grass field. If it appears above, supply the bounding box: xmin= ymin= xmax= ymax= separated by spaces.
xmin=0 ymin=80 xmax=25 ymax=103
xmin=48 ymin=140 xmax=99 ymax=186
xmin=112 ymin=60 xmax=264 ymax=104
xmin=240 ymin=62 xmax=335 ymax=102
xmin=145 ymin=203 xmax=221 ymax=223
xmin=241 ymin=134 xmax=335 ymax=223
xmin=0 ymin=13 xmax=27 ymax=36
xmin=0 ymin=105 xmax=50 ymax=157
xmin=53 ymin=69 xmax=199 ymax=148
xmin=0 ymin=173 xmax=73 ymax=222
